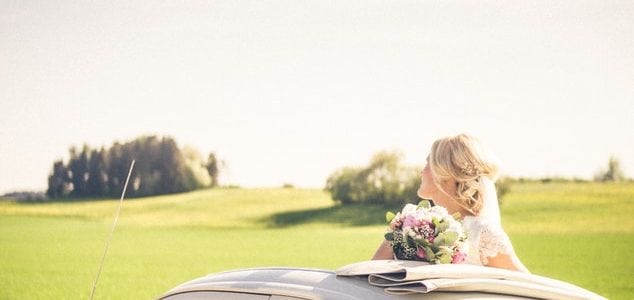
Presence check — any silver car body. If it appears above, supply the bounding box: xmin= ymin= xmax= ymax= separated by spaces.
xmin=159 ymin=261 xmax=605 ymax=300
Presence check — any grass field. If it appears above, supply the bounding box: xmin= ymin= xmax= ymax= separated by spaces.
xmin=1 ymin=182 xmax=633 ymax=299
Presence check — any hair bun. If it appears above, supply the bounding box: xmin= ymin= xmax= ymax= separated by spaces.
xmin=455 ymin=176 xmax=483 ymax=212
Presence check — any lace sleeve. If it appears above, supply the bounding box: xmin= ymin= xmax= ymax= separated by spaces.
xmin=479 ymin=225 xmax=513 ymax=265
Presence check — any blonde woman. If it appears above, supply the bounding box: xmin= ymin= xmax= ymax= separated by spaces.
xmin=372 ymin=134 xmax=529 ymax=272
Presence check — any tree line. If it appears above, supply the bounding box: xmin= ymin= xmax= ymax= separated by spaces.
xmin=46 ymin=135 xmax=219 ymax=199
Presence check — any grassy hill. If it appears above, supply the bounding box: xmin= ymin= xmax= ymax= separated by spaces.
xmin=1 ymin=182 xmax=632 ymax=299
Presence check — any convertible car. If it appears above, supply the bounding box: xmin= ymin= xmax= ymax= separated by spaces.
xmin=158 ymin=260 xmax=605 ymax=300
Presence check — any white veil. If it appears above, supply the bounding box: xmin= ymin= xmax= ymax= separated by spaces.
xmin=478 ymin=176 xmax=501 ymax=226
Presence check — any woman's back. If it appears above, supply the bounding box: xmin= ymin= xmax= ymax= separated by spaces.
xmin=462 ymin=215 xmax=513 ymax=266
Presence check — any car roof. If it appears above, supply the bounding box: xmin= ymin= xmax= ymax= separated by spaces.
xmin=158 ymin=267 xmax=540 ymax=300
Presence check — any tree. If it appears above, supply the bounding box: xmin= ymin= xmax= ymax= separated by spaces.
xmin=67 ymin=145 xmax=90 ymax=198
xmin=325 ymin=167 xmax=366 ymax=205
xmin=595 ymin=156 xmax=626 ymax=182
xmin=106 ymin=142 xmax=127 ymax=197
xmin=183 ymin=146 xmax=212 ymax=188
xmin=125 ymin=135 xmax=160 ymax=197
xmin=46 ymin=160 xmax=70 ymax=198
xmin=206 ymin=152 xmax=219 ymax=187
xmin=325 ymin=151 xmax=420 ymax=206
xmin=363 ymin=151 xmax=419 ymax=205
xmin=157 ymin=137 xmax=191 ymax=193
xmin=86 ymin=148 xmax=108 ymax=197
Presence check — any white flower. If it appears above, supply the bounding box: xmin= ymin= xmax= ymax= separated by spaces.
xmin=430 ymin=205 xmax=449 ymax=216
xmin=401 ymin=204 xmax=418 ymax=215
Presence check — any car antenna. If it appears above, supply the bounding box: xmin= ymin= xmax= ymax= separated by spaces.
xmin=89 ymin=160 xmax=135 ymax=300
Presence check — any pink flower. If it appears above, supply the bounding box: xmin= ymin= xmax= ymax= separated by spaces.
xmin=451 ymin=251 xmax=466 ymax=264
xmin=416 ymin=247 xmax=426 ymax=259
xmin=389 ymin=218 xmax=402 ymax=230
xmin=402 ymin=215 xmax=419 ymax=228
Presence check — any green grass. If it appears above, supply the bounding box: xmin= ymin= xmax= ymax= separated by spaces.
xmin=1 ymin=182 xmax=633 ymax=299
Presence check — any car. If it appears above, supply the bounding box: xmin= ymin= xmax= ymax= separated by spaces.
xmin=158 ymin=260 xmax=606 ymax=299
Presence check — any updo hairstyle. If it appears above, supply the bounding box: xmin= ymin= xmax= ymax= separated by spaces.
xmin=428 ymin=134 xmax=499 ymax=215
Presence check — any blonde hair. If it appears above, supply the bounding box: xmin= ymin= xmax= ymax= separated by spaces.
xmin=428 ymin=134 xmax=499 ymax=215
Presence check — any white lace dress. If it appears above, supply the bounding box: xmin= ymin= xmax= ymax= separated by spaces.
xmin=462 ymin=215 xmax=514 ymax=266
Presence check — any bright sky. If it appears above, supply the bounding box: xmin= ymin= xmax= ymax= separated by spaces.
xmin=1 ymin=1 xmax=633 ymax=194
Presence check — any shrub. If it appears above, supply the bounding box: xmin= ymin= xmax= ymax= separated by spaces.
xmin=325 ymin=151 xmax=420 ymax=206
xmin=495 ymin=177 xmax=512 ymax=204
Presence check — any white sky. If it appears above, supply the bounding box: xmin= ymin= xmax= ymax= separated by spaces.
xmin=1 ymin=1 xmax=633 ymax=194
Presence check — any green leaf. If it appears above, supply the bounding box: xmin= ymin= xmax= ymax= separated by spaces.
xmin=424 ymin=247 xmax=435 ymax=261
xmin=437 ymin=247 xmax=454 ymax=264
xmin=443 ymin=231 xmax=458 ymax=245
xmin=432 ymin=217 xmax=440 ymax=228
xmin=386 ymin=211 xmax=396 ymax=223
xmin=433 ymin=233 xmax=445 ymax=246
xmin=436 ymin=220 xmax=449 ymax=232
xmin=438 ymin=253 xmax=452 ymax=264
xmin=418 ymin=200 xmax=431 ymax=209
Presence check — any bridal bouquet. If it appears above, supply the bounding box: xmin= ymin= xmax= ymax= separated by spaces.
xmin=385 ymin=200 xmax=468 ymax=264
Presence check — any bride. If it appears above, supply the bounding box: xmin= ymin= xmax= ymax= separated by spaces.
xmin=372 ymin=134 xmax=529 ymax=272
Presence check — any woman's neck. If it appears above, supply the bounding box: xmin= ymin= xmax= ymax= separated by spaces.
xmin=433 ymin=192 xmax=473 ymax=219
